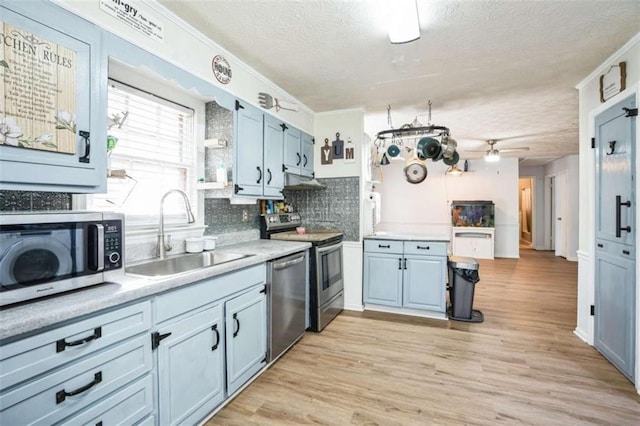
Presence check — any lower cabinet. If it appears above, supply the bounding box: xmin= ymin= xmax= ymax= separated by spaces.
xmin=151 ymin=264 xmax=267 ymax=424
xmin=225 ymin=285 xmax=268 ymax=395
xmin=156 ymin=304 xmax=225 ymax=426
xmin=363 ymin=239 xmax=447 ymax=313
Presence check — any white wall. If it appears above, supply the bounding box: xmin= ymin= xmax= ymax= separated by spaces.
xmin=54 ymin=0 xmax=314 ymax=132
xmin=313 ymin=109 xmax=365 ymax=178
xmin=575 ymin=32 xmax=640 ymax=391
xmin=519 ymin=165 xmax=546 ymax=249
xmin=374 ymin=158 xmax=520 ymax=258
xmin=545 ymin=155 xmax=579 ymax=261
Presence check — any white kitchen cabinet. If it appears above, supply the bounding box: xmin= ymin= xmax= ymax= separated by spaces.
xmin=0 ymin=301 xmax=153 ymax=425
xmin=225 ymin=285 xmax=268 ymax=396
xmin=363 ymin=239 xmax=447 ymax=313
xmin=233 ymin=100 xmax=285 ymax=199
xmin=451 ymin=227 xmax=495 ymax=259
xmin=0 ymin=0 xmax=107 ymax=193
xmin=284 ymin=126 xmax=315 ymax=177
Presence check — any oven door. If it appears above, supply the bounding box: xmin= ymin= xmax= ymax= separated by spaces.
xmin=315 ymin=241 xmax=343 ymax=306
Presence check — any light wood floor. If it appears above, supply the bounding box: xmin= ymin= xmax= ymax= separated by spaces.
xmin=208 ymin=249 xmax=640 ymax=425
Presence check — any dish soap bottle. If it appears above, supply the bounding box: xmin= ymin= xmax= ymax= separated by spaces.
xmin=216 ymin=163 xmax=227 ymax=186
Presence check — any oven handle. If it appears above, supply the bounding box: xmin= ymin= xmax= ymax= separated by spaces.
xmin=316 ymin=241 xmax=342 ymax=255
xmin=273 ymin=255 xmax=305 ymax=270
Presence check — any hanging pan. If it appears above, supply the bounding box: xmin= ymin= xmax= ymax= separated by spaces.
xmin=443 ymin=151 xmax=460 ymax=166
xmin=418 ymin=137 xmax=441 ymax=159
xmin=403 ymin=151 xmax=428 ymax=184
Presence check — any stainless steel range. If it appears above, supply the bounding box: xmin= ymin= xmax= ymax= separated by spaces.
xmin=260 ymin=213 xmax=344 ymax=332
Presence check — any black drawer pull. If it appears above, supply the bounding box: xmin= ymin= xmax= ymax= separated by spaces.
xmin=56 ymin=372 xmax=102 ymax=404
xmin=378 ymin=244 xmax=390 ymax=248
xmin=398 ymin=258 xmax=402 ymax=270
xmin=57 ymin=327 xmax=102 ymax=352
xmin=623 ymin=250 xmax=630 ymax=255
xmin=233 ymin=313 xmax=240 ymax=338
xmin=417 ymin=245 xmax=430 ymax=250
xmin=403 ymin=258 xmax=407 ymax=269
xmin=211 ymin=324 xmax=220 ymax=351
xmin=597 ymin=243 xmax=604 ymax=248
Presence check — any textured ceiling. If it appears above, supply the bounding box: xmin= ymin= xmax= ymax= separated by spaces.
xmin=157 ymin=0 xmax=640 ymax=164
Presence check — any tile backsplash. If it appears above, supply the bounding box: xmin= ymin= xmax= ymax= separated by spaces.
xmin=0 ymin=191 xmax=72 ymax=211
xmin=204 ymin=198 xmax=260 ymax=235
xmin=285 ymin=177 xmax=360 ymax=241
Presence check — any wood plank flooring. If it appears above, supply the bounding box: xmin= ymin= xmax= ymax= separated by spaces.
xmin=208 ymin=249 xmax=640 ymax=425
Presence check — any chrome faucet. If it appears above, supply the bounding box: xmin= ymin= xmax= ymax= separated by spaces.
xmin=158 ymin=189 xmax=196 ymax=259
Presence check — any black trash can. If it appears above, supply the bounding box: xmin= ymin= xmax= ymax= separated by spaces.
xmin=448 ymin=256 xmax=484 ymax=323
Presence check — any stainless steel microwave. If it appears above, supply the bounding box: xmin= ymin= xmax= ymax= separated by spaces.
xmin=0 ymin=211 xmax=124 ymax=307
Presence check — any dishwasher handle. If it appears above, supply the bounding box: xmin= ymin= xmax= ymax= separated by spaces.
xmin=272 ymin=254 xmax=305 ymax=270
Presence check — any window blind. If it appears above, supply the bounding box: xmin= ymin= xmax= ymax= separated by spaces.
xmin=91 ymin=80 xmax=196 ymax=227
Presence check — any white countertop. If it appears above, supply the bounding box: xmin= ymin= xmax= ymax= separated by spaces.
xmin=364 ymin=232 xmax=450 ymax=242
xmin=0 ymin=240 xmax=311 ymax=342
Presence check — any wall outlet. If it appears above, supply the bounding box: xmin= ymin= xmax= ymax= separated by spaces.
xmin=242 ymin=209 xmax=248 ymax=222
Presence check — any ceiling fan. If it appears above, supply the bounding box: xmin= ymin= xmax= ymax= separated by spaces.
xmin=465 ymin=139 xmax=530 ymax=162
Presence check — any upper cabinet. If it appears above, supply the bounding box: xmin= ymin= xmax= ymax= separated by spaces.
xmin=284 ymin=127 xmax=314 ymax=178
xmin=233 ymin=100 xmax=285 ymax=199
xmin=0 ymin=1 xmax=107 ymax=193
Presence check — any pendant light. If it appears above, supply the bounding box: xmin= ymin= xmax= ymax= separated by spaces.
xmin=447 ymin=164 xmax=463 ymax=176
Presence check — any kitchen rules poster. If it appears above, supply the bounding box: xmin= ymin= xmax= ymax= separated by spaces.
xmin=0 ymin=22 xmax=77 ymax=154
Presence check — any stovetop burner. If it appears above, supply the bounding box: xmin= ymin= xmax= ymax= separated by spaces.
xmin=260 ymin=213 xmax=343 ymax=245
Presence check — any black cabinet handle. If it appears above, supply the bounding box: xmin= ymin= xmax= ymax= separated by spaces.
xmin=398 ymin=258 xmax=402 ymax=270
xmin=296 ymin=152 xmax=301 ymax=166
xmin=56 ymin=372 xmax=102 ymax=404
xmin=57 ymin=327 xmax=102 ymax=352
xmin=403 ymin=258 xmax=407 ymax=269
xmin=303 ymin=154 xmax=308 ymax=167
xmin=416 ymin=245 xmax=430 ymax=250
xmin=267 ymin=168 xmax=272 ymax=185
xmin=256 ymin=166 xmax=262 ymax=184
xmin=378 ymin=244 xmax=390 ymax=248
xmin=78 ymin=130 xmax=91 ymax=163
xmin=211 ymin=324 xmax=220 ymax=351
xmin=597 ymin=243 xmax=603 ymax=248
xmin=233 ymin=313 xmax=240 ymax=338
xmin=623 ymin=250 xmax=630 ymax=255
xmin=616 ymin=195 xmax=632 ymax=237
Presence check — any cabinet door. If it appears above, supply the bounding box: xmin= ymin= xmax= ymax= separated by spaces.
xmin=403 ymin=255 xmax=446 ymax=312
xmin=0 ymin=1 xmax=107 ymax=193
xmin=363 ymin=253 xmax=403 ymax=306
xmin=263 ymin=114 xmax=284 ymax=198
xmin=301 ymin=132 xmax=314 ymax=177
xmin=283 ymin=126 xmax=302 ymax=173
xmin=234 ymin=101 xmax=264 ymax=197
xmin=157 ymin=304 xmax=225 ymax=426
xmin=225 ymin=285 xmax=267 ymax=396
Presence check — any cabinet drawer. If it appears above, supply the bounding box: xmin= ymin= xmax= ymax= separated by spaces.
xmin=155 ymin=264 xmax=266 ymax=324
xmin=403 ymin=241 xmax=447 ymax=256
xmin=0 ymin=301 xmax=151 ymax=389
xmin=57 ymin=374 xmax=153 ymax=426
xmin=0 ymin=334 xmax=152 ymax=425
xmin=364 ymin=239 xmax=403 ymax=254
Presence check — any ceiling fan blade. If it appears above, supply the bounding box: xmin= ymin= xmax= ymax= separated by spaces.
xmin=500 ymin=147 xmax=530 ymax=153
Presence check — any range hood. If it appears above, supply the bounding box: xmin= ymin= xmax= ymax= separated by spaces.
xmin=283 ymin=173 xmax=326 ymax=190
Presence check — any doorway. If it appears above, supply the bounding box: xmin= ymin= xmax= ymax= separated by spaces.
xmin=519 ymin=178 xmax=534 ymax=249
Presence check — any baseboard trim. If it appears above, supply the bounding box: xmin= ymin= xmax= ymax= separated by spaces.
xmin=573 ymin=327 xmax=590 ymax=344
xmin=344 ymin=303 xmax=364 ymax=312
xmin=364 ymin=304 xmax=448 ymax=321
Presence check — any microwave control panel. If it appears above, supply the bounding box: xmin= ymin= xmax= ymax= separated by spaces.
xmin=103 ymin=220 xmax=123 ymax=270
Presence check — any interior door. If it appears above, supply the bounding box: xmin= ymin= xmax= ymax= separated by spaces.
xmin=554 ymin=170 xmax=567 ymax=257
xmin=594 ymin=94 xmax=636 ymax=382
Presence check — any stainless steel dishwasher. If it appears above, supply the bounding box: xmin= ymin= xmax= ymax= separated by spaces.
xmin=267 ymin=250 xmax=307 ymax=362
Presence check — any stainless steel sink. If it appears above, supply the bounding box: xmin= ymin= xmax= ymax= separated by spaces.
xmin=126 ymin=251 xmax=253 ymax=277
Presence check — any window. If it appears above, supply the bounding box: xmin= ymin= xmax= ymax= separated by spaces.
xmin=90 ymin=80 xmax=196 ymax=227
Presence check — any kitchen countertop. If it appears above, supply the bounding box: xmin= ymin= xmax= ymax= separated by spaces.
xmin=0 ymin=240 xmax=311 ymax=342
xmin=364 ymin=232 xmax=450 ymax=242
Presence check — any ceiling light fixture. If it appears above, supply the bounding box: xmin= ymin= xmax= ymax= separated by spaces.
xmin=485 ymin=150 xmax=500 ymax=162
xmin=388 ymin=0 xmax=420 ymax=44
